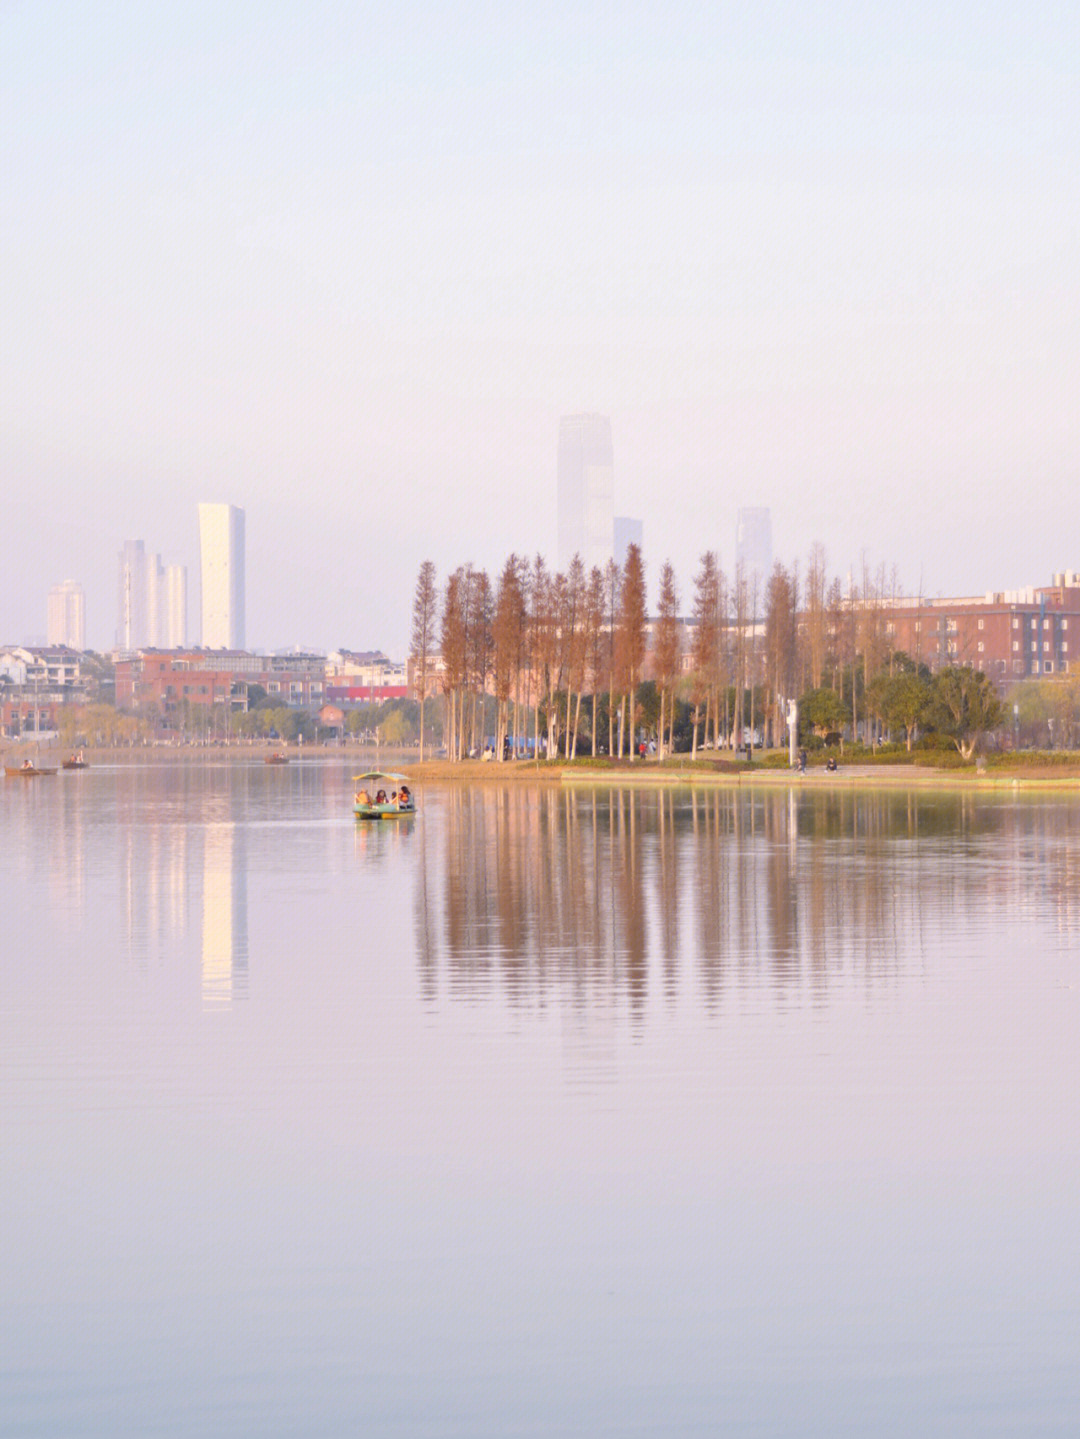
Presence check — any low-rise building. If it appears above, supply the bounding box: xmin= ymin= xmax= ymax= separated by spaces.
xmin=114 ymin=649 xmax=327 ymax=726
xmin=881 ymin=571 xmax=1079 ymax=691
xmin=326 ymin=649 xmax=409 ymax=704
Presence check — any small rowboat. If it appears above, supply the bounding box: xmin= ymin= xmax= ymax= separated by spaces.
xmin=265 ymin=752 xmax=290 ymax=765
xmin=352 ymin=771 xmax=416 ymax=820
xmin=62 ymin=752 xmax=89 ymax=770
xmin=5 ymin=764 xmax=58 ymax=777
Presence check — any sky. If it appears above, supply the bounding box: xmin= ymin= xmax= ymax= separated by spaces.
xmin=2 ymin=1 xmax=1078 ymax=656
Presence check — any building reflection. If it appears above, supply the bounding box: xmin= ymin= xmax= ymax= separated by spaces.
xmin=416 ymin=783 xmax=1080 ymax=1014
xmin=102 ymin=764 xmax=250 ymax=1007
xmin=201 ymin=821 xmax=248 ymax=1009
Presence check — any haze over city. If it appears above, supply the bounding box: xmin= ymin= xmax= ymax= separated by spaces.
xmin=2 ymin=2 xmax=1077 ymax=655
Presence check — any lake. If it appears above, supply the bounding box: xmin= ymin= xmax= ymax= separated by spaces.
xmin=2 ymin=759 xmax=1078 ymax=1437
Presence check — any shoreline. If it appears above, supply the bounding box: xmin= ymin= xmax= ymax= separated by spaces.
xmin=7 ymin=742 xmax=1079 ymax=790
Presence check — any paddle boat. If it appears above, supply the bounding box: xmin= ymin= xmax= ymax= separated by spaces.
xmin=265 ymin=752 xmax=290 ymax=765
xmin=62 ymin=750 xmax=89 ymax=770
xmin=352 ymin=771 xmax=416 ymax=820
xmin=5 ymin=759 xmax=57 ymax=777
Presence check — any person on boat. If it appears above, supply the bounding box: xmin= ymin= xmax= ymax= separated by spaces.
xmin=375 ymin=788 xmax=387 ymax=804
xmin=356 ymin=788 xmax=371 ymax=806
xmin=398 ymin=785 xmax=411 ymax=809
xmin=390 ymin=790 xmax=398 ymax=805
xmin=21 ymin=758 xmax=34 ymax=771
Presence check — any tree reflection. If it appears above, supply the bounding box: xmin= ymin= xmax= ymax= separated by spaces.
xmin=416 ymin=783 xmax=1080 ymax=1015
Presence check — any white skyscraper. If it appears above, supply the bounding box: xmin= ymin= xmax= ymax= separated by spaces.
xmin=198 ymin=503 xmax=245 ymax=649
xmin=162 ymin=564 xmax=188 ymax=648
xmin=558 ymin=415 xmax=614 ymax=573
xmin=47 ymin=580 xmax=86 ymax=649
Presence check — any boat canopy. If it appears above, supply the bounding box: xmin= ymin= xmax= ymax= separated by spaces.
xmin=351 ymin=772 xmax=411 ymax=784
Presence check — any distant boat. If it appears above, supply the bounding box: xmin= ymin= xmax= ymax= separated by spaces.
xmin=265 ymin=752 xmax=290 ymax=765
xmin=352 ymin=771 xmax=416 ymax=820
xmin=62 ymin=751 xmax=89 ymax=770
xmin=5 ymin=762 xmax=57 ymax=777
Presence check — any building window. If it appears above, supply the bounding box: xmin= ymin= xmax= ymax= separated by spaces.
xmin=1045 ymin=662 xmax=1054 ymax=673
xmin=1012 ymin=641 xmax=1020 ymax=652
xmin=977 ymin=642 xmax=984 ymax=653
xmin=1044 ymin=642 xmax=1050 ymax=652
xmin=1012 ymin=617 xmax=1020 ymax=629
xmin=978 ymin=618 xmax=984 ymax=630
xmin=914 ymin=621 xmax=921 ymax=633
xmin=1032 ymin=642 xmax=1038 ymax=652
xmin=1063 ymin=619 xmax=1069 ymax=630
xmin=1044 ymin=618 xmax=1051 ymax=630
xmin=1064 ymin=642 xmax=1069 ymax=653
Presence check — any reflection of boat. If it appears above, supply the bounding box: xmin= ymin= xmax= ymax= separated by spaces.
xmin=265 ymin=752 xmax=290 ymax=765
xmin=5 ymin=763 xmax=58 ymax=777
xmin=352 ymin=771 xmax=416 ymax=820
xmin=62 ymin=751 xmax=89 ymax=770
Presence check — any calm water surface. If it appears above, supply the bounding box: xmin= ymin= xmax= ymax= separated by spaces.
xmin=2 ymin=759 xmax=1078 ymax=1437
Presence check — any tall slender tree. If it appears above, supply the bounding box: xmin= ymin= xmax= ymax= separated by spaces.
xmin=653 ymin=560 xmax=681 ymax=760
xmin=411 ymin=560 xmax=438 ymax=763
xmin=617 ymin=544 xmax=647 ymax=761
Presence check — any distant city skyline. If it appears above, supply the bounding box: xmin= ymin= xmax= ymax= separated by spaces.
xmin=2 ymin=7 xmax=1076 ymax=656
xmin=116 ymin=540 xmax=187 ymax=651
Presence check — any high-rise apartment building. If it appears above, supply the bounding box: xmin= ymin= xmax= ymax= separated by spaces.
xmin=558 ymin=415 xmax=614 ymax=573
xmin=198 ymin=504 xmax=245 ymax=649
xmin=117 ymin=542 xmax=188 ymax=649
xmin=736 ymin=507 xmax=772 ymax=584
xmin=162 ymin=564 xmax=188 ymax=648
xmin=47 ymin=580 xmax=86 ymax=649
xmin=117 ymin=540 xmax=150 ymax=649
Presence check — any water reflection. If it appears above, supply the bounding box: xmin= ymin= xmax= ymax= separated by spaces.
xmin=418 ymin=783 xmax=1080 ymax=1013
xmin=201 ymin=822 xmax=248 ymax=1008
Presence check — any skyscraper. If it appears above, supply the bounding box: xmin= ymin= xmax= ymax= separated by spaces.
xmin=198 ymin=503 xmax=245 ymax=649
xmin=47 ymin=580 xmax=86 ymax=649
xmin=558 ymin=415 xmax=614 ymax=573
xmin=162 ymin=564 xmax=188 ymax=648
xmin=117 ymin=540 xmax=150 ymax=649
xmin=736 ymin=507 xmax=772 ymax=585
xmin=614 ymin=516 xmax=644 ymax=567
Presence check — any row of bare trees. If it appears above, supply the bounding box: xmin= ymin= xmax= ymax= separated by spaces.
xmin=413 ymin=547 xmax=662 ymax=762
xmin=411 ymin=546 xmax=973 ymax=760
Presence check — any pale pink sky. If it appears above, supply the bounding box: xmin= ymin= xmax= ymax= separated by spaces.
xmin=2 ymin=3 xmax=1077 ymax=652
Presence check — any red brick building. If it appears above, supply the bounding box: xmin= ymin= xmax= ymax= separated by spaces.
xmin=881 ymin=571 xmax=1079 ymax=692
xmin=114 ymin=650 xmax=326 ymax=724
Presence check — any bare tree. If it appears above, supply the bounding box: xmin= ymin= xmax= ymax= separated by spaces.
xmin=804 ymin=542 xmax=828 ymax=690
xmin=411 ymin=560 xmax=438 ymax=763
xmin=653 ymin=560 xmax=681 ymax=760
xmin=617 ymin=544 xmax=647 ymax=761
xmin=493 ymin=555 xmax=525 ymax=760
xmin=690 ymin=552 xmax=720 ymax=758
xmin=763 ymin=562 xmax=798 ymax=746
xmin=585 ymin=566 xmax=606 ymax=756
